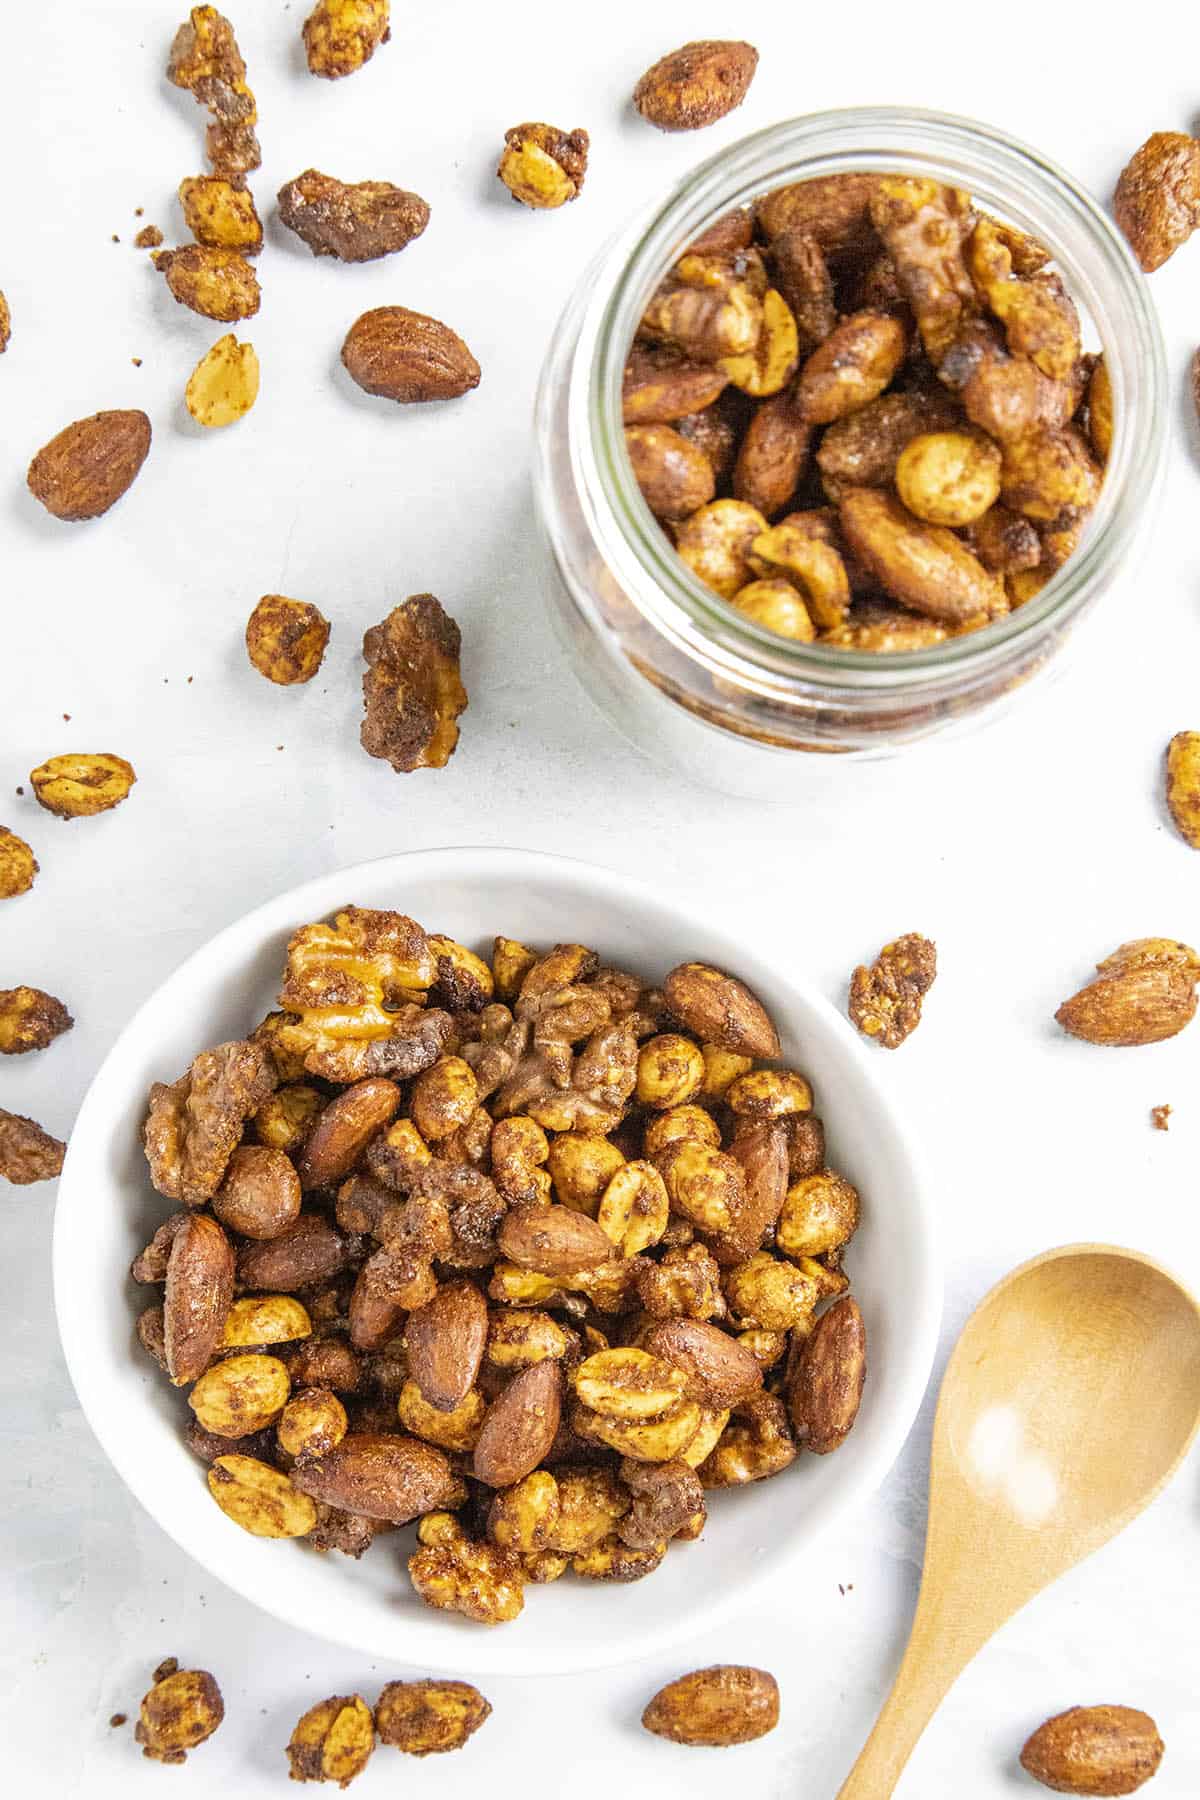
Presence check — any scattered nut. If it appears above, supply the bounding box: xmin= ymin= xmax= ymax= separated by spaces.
xmin=0 ymin=1109 xmax=66 ymax=1184
xmin=246 ymin=595 xmax=331 ymax=685
xmin=360 ymin=594 xmax=467 ymax=772
xmin=0 ymin=827 xmax=38 ymax=898
xmin=1056 ymin=940 xmax=1200 ymax=1046
xmin=498 ymin=124 xmax=588 ymax=209
xmin=186 ymin=333 xmax=259 ymax=428
xmin=1020 ymin=1704 xmax=1165 ymax=1795
xmin=1113 ymin=131 xmax=1200 ymax=272
xmin=633 ymin=41 xmax=759 ymax=133
xmin=341 ymin=306 xmax=480 ymax=404
xmin=178 ymin=174 xmax=262 ymax=253
xmin=1165 ymin=732 xmax=1200 ymax=850
xmin=27 ymin=410 xmax=151 ymax=521
xmin=167 ymin=6 xmax=260 ymax=182
xmin=278 ymin=169 xmax=429 ymax=261
xmin=29 ymin=752 xmax=136 ymax=820
xmin=642 ymin=1665 xmax=780 ymax=1746
xmin=849 ymin=933 xmax=938 ymax=1048
xmin=0 ymin=987 xmax=73 ymax=1054
xmin=135 ymin=224 xmax=164 ymax=249
xmin=303 ymin=0 xmax=391 ymax=80
xmin=158 ymin=244 xmax=261 ymax=320
xmin=135 ymin=1666 xmax=224 ymax=1764
xmin=375 ymin=1679 xmax=491 ymax=1756
xmin=287 ymin=1694 xmax=375 ymax=1785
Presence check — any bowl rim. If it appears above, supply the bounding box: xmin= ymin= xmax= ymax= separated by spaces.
xmin=52 ymin=845 xmax=942 ymax=1675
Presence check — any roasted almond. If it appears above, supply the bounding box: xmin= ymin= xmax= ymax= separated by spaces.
xmin=163 ymin=1213 xmax=235 ymax=1386
xmin=472 ymin=1359 xmax=562 ymax=1487
xmin=497 ymin=1202 xmax=614 ymax=1276
xmin=662 ymin=962 xmax=780 ymax=1058
xmin=633 ymin=41 xmax=759 ymax=133
xmin=786 ymin=1294 xmax=866 ymax=1453
xmin=706 ymin=1117 xmax=788 ymax=1264
xmin=1056 ymin=940 xmax=1200 ymax=1046
xmin=290 ymin=1431 xmax=460 ymax=1522
xmin=341 ymin=306 xmax=481 ymax=403
xmin=298 ymin=1078 xmax=401 ymax=1189
xmin=1020 ymin=1704 xmax=1165 ymax=1795
xmin=406 ymin=1280 xmax=489 ymax=1411
xmin=1165 ymin=731 xmax=1200 ymax=850
xmin=27 ymin=410 xmax=151 ymax=521
xmin=642 ymin=1665 xmax=780 ymax=1746
xmin=235 ymin=1213 xmax=347 ymax=1292
xmin=642 ymin=1318 xmax=763 ymax=1410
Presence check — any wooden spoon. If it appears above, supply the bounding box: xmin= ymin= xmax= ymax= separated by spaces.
xmin=838 ymin=1244 xmax=1200 ymax=1798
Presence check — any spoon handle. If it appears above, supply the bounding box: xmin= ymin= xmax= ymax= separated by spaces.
xmin=835 ymin=1583 xmax=995 ymax=1799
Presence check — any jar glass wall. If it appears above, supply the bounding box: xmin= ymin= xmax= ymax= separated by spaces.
xmin=534 ymin=108 xmax=1166 ymax=796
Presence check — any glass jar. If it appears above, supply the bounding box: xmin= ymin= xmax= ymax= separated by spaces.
xmin=533 ymin=108 xmax=1166 ymax=796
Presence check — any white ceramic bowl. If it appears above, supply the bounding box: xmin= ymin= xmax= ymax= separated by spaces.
xmin=53 ymin=847 xmax=940 ymax=1676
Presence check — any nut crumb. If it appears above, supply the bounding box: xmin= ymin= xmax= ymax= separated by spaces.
xmin=135 ymin=225 xmax=164 ymax=249
xmin=132 ymin=357 xmax=143 ymax=367
xmin=109 ymin=1713 xmax=127 ymax=1728
xmin=849 ymin=933 xmax=937 ymax=1047
xmin=1152 ymin=1104 xmax=1171 ymax=1131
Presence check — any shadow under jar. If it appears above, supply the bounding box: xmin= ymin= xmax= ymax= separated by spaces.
xmin=533 ymin=109 xmax=1165 ymax=795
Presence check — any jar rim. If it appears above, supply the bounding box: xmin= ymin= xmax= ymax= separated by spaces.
xmin=576 ymin=106 xmax=1167 ymax=692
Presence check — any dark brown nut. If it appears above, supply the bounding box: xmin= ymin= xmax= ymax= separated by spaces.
xmin=473 ymin=1359 xmax=563 ymax=1486
xmin=135 ymin=1667 xmax=224 ymax=1764
xmin=642 ymin=1665 xmax=779 ymax=1747
xmin=699 ymin=1390 xmax=795 ymax=1485
xmin=498 ymin=123 xmax=588 ymax=208
xmin=245 ymin=595 xmax=330 ymax=686
xmin=622 ymin=343 xmax=729 ymax=423
xmin=0 ymin=1109 xmax=65 ymax=1184
xmin=1166 ymin=731 xmax=1200 ymax=850
xmin=360 ymin=594 xmax=468 ymax=773
xmin=133 ymin=1214 xmax=186 ymax=1283
xmin=254 ymin=1084 xmax=323 ymax=1154
xmin=237 ymin=1213 xmax=347 ymax=1291
xmin=167 ymin=5 xmax=256 ymax=123
xmin=816 ymin=389 xmax=962 ymax=503
xmin=143 ymin=1038 xmax=276 ymax=1205
xmin=429 ymin=936 xmax=495 ymax=1012
xmin=222 ymin=1293 xmax=312 ymax=1348
xmin=757 ymin=174 xmax=879 ymax=258
xmin=626 ymin=424 xmax=716 ymax=520
xmin=498 ymin=1203 xmax=614 ymax=1276
xmin=787 ymin=1294 xmax=866 ymax=1453
xmin=839 ymin=488 xmax=1005 ymax=626
xmin=777 ymin=1169 xmax=860 ymax=1259
xmin=407 ymin=1280 xmax=489 ymax=1411
xmin=212 ymin=1144 xmax=302 ymax=1238
xmin=794 ymin=311 xmax=906 ymax=426
xmin=409 ymin=1512 xmax=524 ymax=1622
xmin=999 ymin=425 xmax=1101 ymax=524
xmin=662 ymin=961 xmax=780 ymax=1057
xmin=768 ymin=226 xmax=837 ymax=349
xmin=286 ymin=1694 xmax=374 ymax=1785
xmin=298 ymin=1079 xmax=401 ymax=1189
xmin=27 ymin=411 xmax=151 ymax=521
xmin=1019 ymin=1704 xmax=1165 ymax=1795
xmin=179 ymin=175 xmax=262 ymax=254
xmin=291 ymin=1431 xmax=459 ymax=1522
xmin=0 ymin=986 xmax=72 ymax=1054
xmin=947 ymin=324 xmax=1077 ymax=444
xmin=783 ymin=1113 xmax=825 ymax=1180
xmin=158 ymin=245 xmax=260 ymax=320
xmin=285 ymin=1334 xmax=362 ymax=1392
xmin=303 ymin=0 xmax=390 ymax=79
xmin=849 ymin=932 xmax=938 ymax=1048
xmin=277 ymin=168 xmax=428 ymax=261
xmin=1192 ymin=348 xmax=1200 ymax=433
xmin=1113 ymin=131 xmax=1200 ymax=272
xmin=967 ymin=503 xmax=1042 ymax=574
xmin=342 ymin=306 xmax=480 ymax=403
xmin=189 ymin=1351 xmax=290 ymax=1437
xmin=618 ymin=1457 xmax=704 ymax=1547
xmin=732 ymin=393 xmax=812 ymax=517
xmin=163 ymin=1214 xmax=235 ymax=1386
xmin=642 ymin=1319 xmax=762 ymax=1409
xmin=375 ymin=1679 xmax=491 ymax=1757
xmin=305 ymin=1503 xmax=378 ymax=1557
xmin=186 ymin=1413 xmax=275 ymax=1464
xmin=349 ymin=1246 xmax=432 ymax=1349
xmin=1055 ymin=938 xmax=1200 ymax=1046
xmin=869 ymin=177 xmax=977 ymax=361
xmin=706 ymin=1118 xmax=788 ymax=1263
xmin=278 ymin=1386 xmax=348 ymax=1457
xmin=633 ymin=39 xmax=758 ymax=132
xmin=208 ymin=1452 xmax=318 ymax=1535
xmin=29 ymin=752 xmax=136 ymax=820
xmin=821 ymin=601 xmax=950 ymax=653
xmin=0 ymin=827 xmax=37 ymax=898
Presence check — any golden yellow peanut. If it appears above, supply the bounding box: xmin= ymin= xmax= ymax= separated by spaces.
xmin=185 ymin=334 xmax=259 ymax=428
xmin=1166 ymin=731 xmax=1200 ymax=850
xmin=1087 ymin=356 xmax=1113 ymax=462
xmin=731 ymin=578 xmax=816 ymax=640
xmin=1000 ymin=426 xmax=1101 ymax=523
xmin=675 ymin=499 xmax=768 ymax=599
xmin=738 ymin=1329 xmax=788 ymax=1368
xmin=491 ymin=1115 xmax=550 ymax=1203
xmin=575 ymin=1347 xmax=687 ymax=1419
xmin=492 ymin=936 xmax=536 ymax=1000
xmin=699 ymin=1043 xmax=752 ymax=1101
xmin=636 ymin=1033 xmax=705 ymax=1109
xmin=253 ymin=1084 xmax=323 ymax=1153
xmin=277 ymin=1386 xmax=348 ymax=1458
xmin=546 ymin=1468 xmax=629 ymax=1552
xmin=398 ymin=1379 xmax=486 ymax=1452
xmin=0 ymin=828 xmax=38 ymax=899
xmin=719 ymin=288 xmax=799 ymax=396
xmin=487 ymin=1261 xmax=563 ymax=1306
xmin=188 ymin=1353 xmax=290 ymax=1437
xmin=635 ymin=1243 xmax=724 ymax=1320
xmin=747 ymin=520 xmax=851 ymax=628
xmin=286 ymin=1694 xmax=374 ymax=1787
xmin=30 ymin=752 xmax=136 ymax=819
xmin=895 ymin=429 xmax=1002 ymax=526
xmin=547 ymin=1132 xmax=625 ymax=1215
xmin=679 ymin=1404 xmax=730 ymax=1467
xmin=726 ymin=1068 xmax=813 ymax=1118
xmin=484 ymin=1308 xmax=568 ymax=1368
xmin=410 ymin=1056 xmax=478 ymax=1141
xmin=572 ymin=1533 xmax=666 ymax=1581
xmin=576 ymin=1396 xmax=703 ymax=1463
xmin=222 ymin=1294 xmax=312 ymax=1348
xmin=497 ymin=123 xmax=588 ymax=209
xmin=659 ymin=1140 xmax=743 ymax=1232
xmin=488 ymin=1470 xmax=560 ymax=1551
xmin=598 ymin=1160 xmax=670 ymax=1255
xmin=776 ymin=1170 xmax=860 ymax=1258
xmin=303 ymin=0 xmax=391 ymax=80
xmin=643 ymin=1105 xmax=720 ymax=1158
xmin=136 ymin=1667 xmax=224 ymax=1764
xmin=207 ymin=1454 xmax=318 ymax=1537
xmin=245 ymin=595 xmax=330 ymax=685
xmin=724 ymin=1251 xmax=819 ymax=1331
xmin=179 ymin=176 xmax=263 ymax=253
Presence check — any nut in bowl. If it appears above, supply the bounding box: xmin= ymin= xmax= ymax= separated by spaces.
xmin=53 ymin=848 xmax=937 ymax=1675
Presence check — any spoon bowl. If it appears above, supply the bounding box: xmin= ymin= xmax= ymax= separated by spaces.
xmin=839 ymin=1245 xmax=1200 ymax=1798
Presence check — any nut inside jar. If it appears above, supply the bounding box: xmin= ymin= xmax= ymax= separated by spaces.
xmin=623 ymin=173 xmax=1107 ymax=653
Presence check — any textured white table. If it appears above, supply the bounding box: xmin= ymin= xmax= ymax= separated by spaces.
xmin=4 ymin=3 xmax=1199 ymax=1792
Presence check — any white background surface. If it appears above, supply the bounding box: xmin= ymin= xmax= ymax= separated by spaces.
xmin=3 ymin=2 xmax=1199 ymax=1793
